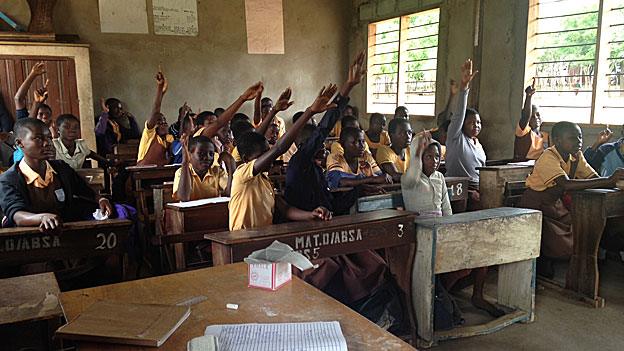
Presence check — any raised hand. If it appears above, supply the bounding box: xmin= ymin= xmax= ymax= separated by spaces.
xmin=100 ymin=97 xmax=109 ymax=113
xmin=525 ymin=77 xmax=536 ymax=96
xmin=460 ymin=59 xmax=479 ymax=90
xmin=273 ymin=87 xmax=295 ymax=112
xmin=218 ymin=151 xmax=237 ymax=175
xmin=33 ymin=79 xmax=49 ymax=103
xmin=179 ymin=101 xmax=192 ymax=120
xmin=596 ymin=127 xmax=613 ymax=146
xmin=450 ymin=79 xmax=459 ymax=96
xmin=181 ymin=133 xmax=191 ymax=164
xmin=311 ymin=206 xmax=332 ymax=221
xmin=347 ymin=51 xmax=367 ymax=86
xmin=416 ymin=130 xmax=433 ymax=156
xmin=241 ymin=82 xmax=263 ymax=101
xmin=30 ymin=62 xmax=46 ymax=76
xmin=156 ymin=70 xmax=168 ymax=94
xmin=309 ymin=84 xmax=338 ymax=113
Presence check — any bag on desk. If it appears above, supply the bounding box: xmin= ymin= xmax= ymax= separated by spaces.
xmin=434 ymin=277 xmax=464 ymax=331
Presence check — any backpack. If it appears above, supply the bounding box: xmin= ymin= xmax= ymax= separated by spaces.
xmin=434 ymin=277 xmax=464 ymax=330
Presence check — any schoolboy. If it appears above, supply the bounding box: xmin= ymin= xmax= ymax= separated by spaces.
xmin=364 ymin=113 xmax=390 ymax=155
xmin=254 ymin=93 xmax=286 ymax=138
xmin=0 ymin=119 xmax=112 ymax=230
xmin=514 ymin=78 xmax=550 ymax=160
xmin=54 ymin=114 xmax=111 ymax=169
xmin=95 ymin=97 xmax=141 ymax=157
xmin=375 ymin=118 xmax=412 ymax=182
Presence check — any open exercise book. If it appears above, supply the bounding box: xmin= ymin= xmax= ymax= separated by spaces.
xmin=188 ymin=321 xmax=347 ymax=351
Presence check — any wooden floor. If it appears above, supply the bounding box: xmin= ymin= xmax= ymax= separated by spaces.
xmin=437 ymin=259 xmax=624 ymax=351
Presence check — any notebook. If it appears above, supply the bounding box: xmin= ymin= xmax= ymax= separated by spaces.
xmin=56 ymin=300 xmax=190 ymax=347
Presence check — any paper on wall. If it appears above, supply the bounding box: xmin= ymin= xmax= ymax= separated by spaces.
xmin=98 ymin=0 xmax=149 ymax=34
xmin=152 ymin=0 xmax=199 ymax=36
xmin=244 ymin=0 xmax=285 ymax=54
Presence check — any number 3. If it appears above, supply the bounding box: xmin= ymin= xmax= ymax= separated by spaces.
xmin=95 ymin=232 xmax=117 ymax=250
xmin=397 ymin=224 xmax=404 ymax=238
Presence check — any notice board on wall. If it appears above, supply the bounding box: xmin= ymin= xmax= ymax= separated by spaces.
xmin=245 ymin=0 xmax=285 ymax=54
xmin=152 ymin=0 xmax=199 ymax=36
xmin=98 ymin=0 xmax=149 ymax=34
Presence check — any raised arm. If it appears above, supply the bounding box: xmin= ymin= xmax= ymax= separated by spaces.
xmin=199 ymin=82 xmax=263 ymax=138
xmin=28 ymin=81 xmax=49 ymax=119
xmin=218 ymin=151 xmax=237 ymax=197
xmin=447 ymin=59 xmax=478 ymax=141
xmin=401 ymin=132 xmax=428 ymax=187
xmin=437 ymin=80 xmax=458 ymax=127
xmin=15 ymin=62 xmax=46 ymax=111
xmin=147 ymin=71 xmax=168 ymax=129
xmin=176 ymin=134 xmax=193 ymax=202
xmin=255 ymin=88 xmax=294 ymax=137
xmin=253 ymin=85 xmax=338 ymax=175
xmin=253 ymin=85 xmax=264 ymax=126
xmin=519 ymin=78 xmax=536 ymax=130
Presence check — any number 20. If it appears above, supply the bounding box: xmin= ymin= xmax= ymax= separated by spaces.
xmin=95 ymin=232 xmax=117 ymax=250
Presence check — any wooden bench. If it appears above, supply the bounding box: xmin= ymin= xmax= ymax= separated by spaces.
xmin=0 ymin=219 xmax=132 ymax=279
xmin=413 ymin=207 xmax=542 ymax=347
xmin=59 ymin=262 xmax=414 ymax=350
xmin=478 ymin=163 xmax=534 ymax=209
xmin=204 ymin=209 xmax=418 ymax=342
xmin=161 ymin=197 xmax=230 ymax=271
xmin=108 ymin=142 xmax=139 ymax=164
xmin=76 ymin=167 xmax=107 ymax=194
xmin=0 ymin=273 xmax=64 ymax=350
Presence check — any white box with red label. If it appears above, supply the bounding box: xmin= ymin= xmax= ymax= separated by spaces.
xmin=247 ymin=262 xmax=292 ymax=291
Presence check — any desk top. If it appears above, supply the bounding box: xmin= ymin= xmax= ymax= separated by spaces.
xmin=0 ymin=219 xmax=131 ymax=236
xmin=477 ymin=163 xmax=534 ymax=171
xmin=59 ymin=263 xmax=414 ymax=350
xmin=206 ymin=209 xmax=413 ymax=245
xmin=0 ymin=272 xmax=63 ymax=325
xmin=414 ymin=207 xmax=541 ymax=227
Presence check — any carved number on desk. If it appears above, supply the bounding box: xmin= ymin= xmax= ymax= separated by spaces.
xmin=95 ymin=232 xmax=117 ymax=250
xmin=449 ymin=183 xmax=463 ymax=198
xmin=397 ymin=224 xmax=404 ymax=238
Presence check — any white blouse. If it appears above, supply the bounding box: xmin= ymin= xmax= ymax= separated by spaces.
xmin=53 ymin=139 xmax=90 ymax=169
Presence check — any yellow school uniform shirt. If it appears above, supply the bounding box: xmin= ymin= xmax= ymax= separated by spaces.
xmin=525 ymin=146 xmax=597 ymax=192
xmin=20 ymin=160 xmax=55 ymax=188
xmin=172 ymin=163 xmax=228 ymax=201
xmin=232 ymin=146 xmax=242 ymax=163
xmin=137 ymin=121 xmax=174 ymax=162
xmin=326 ymin=148 xmax=381 ymax=177
xmin=330 ymin=121 xmax=342 ymax=138
xmin=375 ymin=144 xmax=411 ymax=173
xmin=229 ymin=159 xmax=275 ymax=231
xmin=364 ymin=131 xmax=390 ymax=151
xmin=515 ymin=124 xmax=550 ymax=160
xmin=330 ymin=140 xmax=371 ymax=154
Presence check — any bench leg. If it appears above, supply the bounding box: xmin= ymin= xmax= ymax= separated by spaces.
xmin=497 ymin=259 xmax=536 ymax=322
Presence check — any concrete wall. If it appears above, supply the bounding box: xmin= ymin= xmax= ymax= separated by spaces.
xmin=0 ymin=0 xmax=351 ymax=128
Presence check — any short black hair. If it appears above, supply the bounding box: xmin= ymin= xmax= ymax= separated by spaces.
xmin=196 ymin=111 xmax=216 ymax=126
xmin=369 ymin=113 xmax=384 ymax=124
xmin=551 ymin=121 xmax=579 ymax=139
xmin=14 ymin=118 xmax=47 ymax=139
xmin=341 ymin=115 xmax=360 ymax=129
xmin=426 ymin=139 xmax=442 ymax=155
xmin=388 ymin=118 xmax=410 ymax=134
xmin=232 ymin=113 xmax=250 ymax=125
xmin=105 ymin=98 xmax=121 ymax=108
xmin=237 ymin=131 xmax=267 ymax=159
xmin=188 ymin=135 xmax=214 ymax=152
xmin=214 ymin=107 xmax=225 ymax=116
xmin=465 ymin=107 xmax=479 ymax=118
xmin=231 ymin=120 xmax=255 ymax=141
xmin=292 ymin=111 xmax=305 ymax=124
xmin=394 ymin=106 xmax=408 ymax=115
xmin=37 ymin=103 xmax=52 ymax=113
xmin=261 ymin=97 xmax=273 ymax=104
xmin=339 ymin=126 xmax=363 ymax=145
xmin=56 ymin=114 xmax=80 ymax=127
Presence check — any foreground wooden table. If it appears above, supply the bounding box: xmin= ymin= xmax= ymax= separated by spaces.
xmin=478 ymin=164 xmax=533 ymax=209
xmin=59 ymin=263 xmax=414 ymax=350
xmin=567 ymin=189 xmax=624 ymax=307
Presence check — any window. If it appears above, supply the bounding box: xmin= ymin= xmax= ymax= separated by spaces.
xmin=525 ymin=0 xmax=624 ymax=125
xmin=367 ymin=8 xmax=440 ymax=116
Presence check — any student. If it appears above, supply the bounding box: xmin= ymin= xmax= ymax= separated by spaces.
xmin=214 ymin=107 xmax=225 ymax=117
xmin=254 ymin=93 xmax=286 ymax=138
xmin=168 ymin=102 xmax=193 ymax=139
xmin=375 ymin=118 xmax=412 ymax=182
xmin=136 ymin=70 xmax=174 ymax=166
xmin=229 ymin=85 xmax=336 ymax=231
xmin=329 ymin=105 xmax=358 ymax=138
xmin=95 ymin=97 xmax=141 ymax=157
xmin=401 ymin=131 xmax=451 ymax=217
xmin=364 ymin=113 xmax=390 ymax=155
xmin=394 ymin=105 xmax=409 ymax=119
xmin=445 ymin=59 xmax=484 ymax=203
xmin=0 ymin=119 xmax=113 ymax=230
xmin=326 ymin=127 xmax=392 ymax=190
xmin=194 ymin=110 xmax=218 ymax=131
xmin=329 ymin=115 xmax=369 ymax=154
xmin=436 ymin=79 xmax=458 ymax=128
xmin=519 ymin=121 xmax=624 ymax=277
xmin=584 ymin=125 xmax=624 ymax=177
xmin=171 ymin=113 xmax=196 ymax=164
xmin=53 ymin=114 xmax=111 ymax=169
xmin=173 ymin=135 xmax=235 ymax=201
xmin=514 ymin=78 xmax=550 ymax=160
xmin=264 ymin=122 xmax=280 ymax=147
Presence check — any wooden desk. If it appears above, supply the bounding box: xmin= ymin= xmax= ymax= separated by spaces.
xmin=76 ymin=167 xmax=107 ymax=194
xmin=413 ymin=207 xmax=542 ymax=347
xmin=0 ymin=219 xmax=131 ymax=268
xmin=1 ymin=273 xmax=64 ymax=350
xmin=163 ymin=198 xmax=230 ymax=271
xmin=205 ymin=210 xmax=418 ymax=343
xmin=478 ymin=164 xmax=534 ymax=209
xmin=566 ymin=189 xmax=624 ymax=307
xmin=59 ymin=262 xmax=414 ymax=350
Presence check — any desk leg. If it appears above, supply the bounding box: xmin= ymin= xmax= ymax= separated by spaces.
xmin=413 ymin=229 xmax=436 ymax=347
xmin=174 ymin=243 xmax=186 ymax=271
xmin=211 ymin=242 xmax=232 ymax=266
xmin=386 ymin=243 xmax=417 ymax=344
xmin=497 ymin=259 xmax=535 ymax=322
xmin=566 ymin=195 xmax=606 ymax=306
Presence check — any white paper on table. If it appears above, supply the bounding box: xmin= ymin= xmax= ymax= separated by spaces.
xmin=168 ymin=197 xmax=230 ymax=208
xmin=204 ymin=321 xmax=347 ymax=351
xmin=98 ymin=0 xmax=149 ymax=34
xmin=244 ymin=241 xmax=315 ymax=271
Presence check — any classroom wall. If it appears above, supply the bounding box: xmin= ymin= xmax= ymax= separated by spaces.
xmin=0 ymin=0 xmax=351 ymax=128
